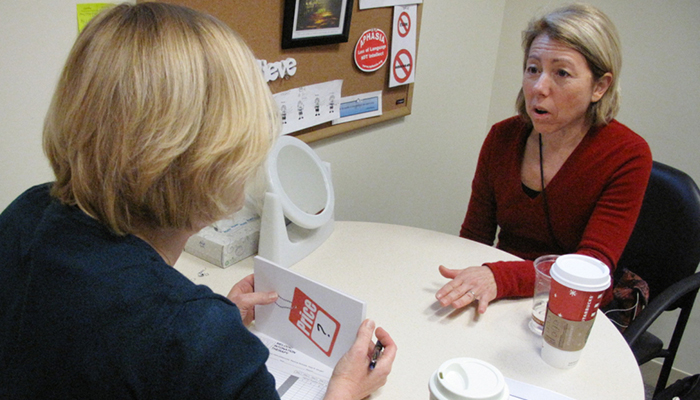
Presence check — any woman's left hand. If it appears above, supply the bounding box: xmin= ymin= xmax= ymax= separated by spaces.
xmin=435 ymin=265 xmax=497 ymax=314
xmin=227 ymin=274 xmax=278 ymax=326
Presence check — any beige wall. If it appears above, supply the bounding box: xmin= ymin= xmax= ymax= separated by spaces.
xmin=1 ymin=0 xmax=698 ymax=378
xmin=0 ymin=3 xmax=73 ymax=208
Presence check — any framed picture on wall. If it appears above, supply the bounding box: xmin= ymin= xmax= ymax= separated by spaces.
xmin=282 ymin=0 xmax=354 ymax=49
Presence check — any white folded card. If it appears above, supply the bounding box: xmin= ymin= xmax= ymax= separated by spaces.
xmin=253 ymin=256 xmax=366 ymax=368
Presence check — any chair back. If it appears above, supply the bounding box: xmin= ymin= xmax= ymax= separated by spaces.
xmin=617 ymin=161 xmax=700 ymax=304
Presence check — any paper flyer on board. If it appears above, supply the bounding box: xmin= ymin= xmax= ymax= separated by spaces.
xmin=332 ymin=90 xmax=383 ymax=125
xmin=273 ymin=80 xmax=342 ymax=135
xmin=360 ymin=0 xmax=422 ymax=10
xmin=389 ymin=5 xmax=418 ymax=87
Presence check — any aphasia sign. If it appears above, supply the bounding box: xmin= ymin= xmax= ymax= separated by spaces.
xmin=354 ymin=28 xmax=388 ymax=72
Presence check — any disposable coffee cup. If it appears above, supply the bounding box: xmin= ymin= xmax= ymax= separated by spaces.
xmin=541 ymin=254 xmax=610 ymax=369
xmin=429 ymin=358 xmax=509 ymax=400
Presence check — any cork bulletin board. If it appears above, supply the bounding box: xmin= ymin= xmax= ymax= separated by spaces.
xmin=143 ymin=0 xmax=422 ymax=143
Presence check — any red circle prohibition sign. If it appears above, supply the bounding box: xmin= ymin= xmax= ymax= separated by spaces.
xmin=393 ymin=49 xmax=413 ymax=83
xmin=397 ymin=12 xmax=411 ymax=37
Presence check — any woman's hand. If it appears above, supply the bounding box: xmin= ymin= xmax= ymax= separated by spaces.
xmin=324 ymin=319 xmax=397 ymax=400
xmin=226 ymin=274 xmax=278 ymax=326
xmin=435 ymin=265 xmax=497 ymax=314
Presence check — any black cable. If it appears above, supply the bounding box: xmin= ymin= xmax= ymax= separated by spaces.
xmin=539 ymin=133 xmax=564 ymax=253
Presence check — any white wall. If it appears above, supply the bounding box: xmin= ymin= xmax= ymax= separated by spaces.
xmin=1 ymin=0 xmax=698 ymax=379
xmin=0 ymin=3 xmax=77 ymax=208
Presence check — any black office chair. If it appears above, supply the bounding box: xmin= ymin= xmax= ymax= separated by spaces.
xmin=617 ymin=161 xmax=700 ymax=397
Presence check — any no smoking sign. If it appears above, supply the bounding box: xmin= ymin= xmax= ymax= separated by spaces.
xmin=397 ymin=11 xmax=411 ymax=38
xmin=393 ymin=49 xmax=413 ymax=84
xmin=389 ymin=5 xmax=417 ymax=87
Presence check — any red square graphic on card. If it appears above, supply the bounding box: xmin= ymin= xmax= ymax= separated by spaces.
xmin=288 ymin=287 xmax=340 ymax=357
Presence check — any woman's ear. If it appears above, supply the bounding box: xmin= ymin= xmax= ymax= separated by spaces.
xmin=591 ymin=72 xmax=613 ymax=103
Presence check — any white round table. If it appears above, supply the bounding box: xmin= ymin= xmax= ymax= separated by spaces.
xmin=174 ymin=221 xmax=644 ymax=400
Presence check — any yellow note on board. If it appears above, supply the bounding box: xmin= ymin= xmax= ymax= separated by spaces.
xmin=77 ymin=3 xmax=114 ymax=33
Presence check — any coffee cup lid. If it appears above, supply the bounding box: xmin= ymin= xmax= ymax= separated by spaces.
xmin=550 ymin=254 xmax=611 ymax=292
xmin=428 ymin=358 xmax=509 ymax=400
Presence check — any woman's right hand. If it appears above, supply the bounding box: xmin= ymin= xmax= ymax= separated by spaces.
xmin=323 ymin=319 xmax=397 ymax=400
xmin=435 ymin=265 xmax=498 ymax=314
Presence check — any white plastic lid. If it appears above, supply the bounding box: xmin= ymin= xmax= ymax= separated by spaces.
xmin=550 ymin=254 xmax=611 ymax=293
xmin=429 ymin=358 xmax=509 ymax=400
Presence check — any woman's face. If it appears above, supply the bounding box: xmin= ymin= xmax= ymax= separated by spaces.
xmin=522 ymin=34 xmax=610 ymax=137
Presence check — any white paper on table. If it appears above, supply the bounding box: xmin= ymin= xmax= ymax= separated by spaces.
xmin=332 ymin=90 xmax=383 ymax=125
xmin=274 ymin=80 xmax=342 ymax=135
xmin=254 ymin=256 xmax=366 ymax=368
xmin=505 ymin=377 xmax=576 ymax=400
xmin=360 ymin=0 xmax=422 ymax=9
xmin=254 ymin=331 xmax=332 ymax=400
xmin=388 ymin=5 xmax=417 ymax=87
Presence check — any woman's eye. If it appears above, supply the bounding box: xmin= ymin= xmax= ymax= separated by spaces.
xmin=526 ymin=66 xmax=539 ymax=74
xmin=556 ymin=69 xmax=570 ymax=77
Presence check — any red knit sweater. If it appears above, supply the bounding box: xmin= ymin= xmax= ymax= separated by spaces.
xmin=460 ymin=117 xmax=652 ymax=305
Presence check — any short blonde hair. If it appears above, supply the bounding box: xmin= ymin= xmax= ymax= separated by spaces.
xmin=43 ymin=3 xmax=279 ymax=235
xmin=516 ymin=3 xmax=622 ymax=127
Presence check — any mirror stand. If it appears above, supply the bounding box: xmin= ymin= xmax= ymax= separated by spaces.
xmin=258 ymin=191 xmax=334 ymax=268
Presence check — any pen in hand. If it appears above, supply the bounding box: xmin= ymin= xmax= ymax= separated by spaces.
xmin=369 ymin=341 xmax=384 ymax=370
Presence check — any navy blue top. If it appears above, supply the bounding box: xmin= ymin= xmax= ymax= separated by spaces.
xmin=0 ymin=184 xmax=279 ymax=399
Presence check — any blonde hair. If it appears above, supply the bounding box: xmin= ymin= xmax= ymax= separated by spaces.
xmin=516 ymin=3 xmax=622 ymax=127
xmin=43 ymin=2 xmax=279 ymax=235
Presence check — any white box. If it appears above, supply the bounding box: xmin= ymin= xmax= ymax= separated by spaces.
xmin=184 ymin=206 xmax=260 ymax=268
